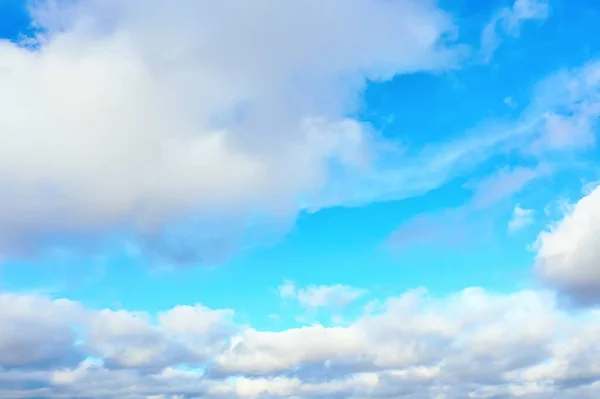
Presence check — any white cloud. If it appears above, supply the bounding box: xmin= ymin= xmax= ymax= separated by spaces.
xmin=509 ymin=204 xmax=536 ymax=232
xmin=481 ymin=0 xmax=549 ymax=61
xmin=278 ymin=280 xmax=366 ymax=309
xmin=2 ymin=288 xmax=600 ymax=398
xmin=0 ymin=0 xmax=459 ymax=260
xmin=535 ymin=185 xmax=600 ymax=305
xmin=85 ymin=304 xmax=235 ymax=369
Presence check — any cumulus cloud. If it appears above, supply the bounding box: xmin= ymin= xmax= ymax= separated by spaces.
xmin=0 ymin=294 xmax=84 ymax=369
xmin=0 ymin=0 xmax=460 ymax=262
xmin=2 ymin=288 xmax=600 ymax=398
xmin=85 ymin=305 xmax=235 ymax=370
xmin=481 ymin=0 xmax=549 ymax=61
xmin=535 ymin=185 xmax=600 ymax=305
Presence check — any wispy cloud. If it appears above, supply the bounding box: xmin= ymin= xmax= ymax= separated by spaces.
xmin=388 ymin=58 xmax=600 ymax=249
xmin=388 ymin=166 xmax=545 ymax=248
xmin=508 ymin=204 xmax=536 ymax=232
xmin=279 ymin=280 xmax=367 ymax=309
xmin=480 ymin=0 xmax=549 ymax=62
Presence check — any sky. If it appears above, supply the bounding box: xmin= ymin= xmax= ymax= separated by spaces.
xmin=1 ymin=0 xmax=600 ymax=398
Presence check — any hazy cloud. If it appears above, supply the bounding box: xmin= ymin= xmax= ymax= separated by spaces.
xmin=480 ymin=0 xmax=549 ymax=61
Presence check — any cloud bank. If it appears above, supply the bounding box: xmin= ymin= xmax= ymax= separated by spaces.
xmin=2 ymin=287 xmax=600 ymax=398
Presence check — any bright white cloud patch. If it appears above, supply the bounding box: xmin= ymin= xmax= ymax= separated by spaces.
xmin=0 ymin=0 xmax=458 ymax=260
xmin=535 ymin=185 xmax=600 ymax=305
xmin=2 ymin=288 xmax=600 ymax=398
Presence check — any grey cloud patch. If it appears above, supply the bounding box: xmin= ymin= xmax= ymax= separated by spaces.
xmin=85 ymin=306 xmax=235 ymax=371
xmin=0 ymin=294 xmax=85 ymax=370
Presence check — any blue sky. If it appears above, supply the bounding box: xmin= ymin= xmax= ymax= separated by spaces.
xmin=1 ymin=0 xmax=600 ymax=398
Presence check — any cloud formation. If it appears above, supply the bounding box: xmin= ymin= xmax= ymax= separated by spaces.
xmin=388 ymin=58 xmax=600 ymax=250
xmin=2 ymin=288 xmax=600 ymax=398
xmin=388 ymin=166 xmax=544 ymax=248
xmin=0 ymin=0 xmax=459 ymax=261
xmin=480 ymin=0 xmax=549 ymax=61
xmin=535 ymin=185 xmax=600 ymax=305
xmin=0 ymin=294 xmax=84 ymax=369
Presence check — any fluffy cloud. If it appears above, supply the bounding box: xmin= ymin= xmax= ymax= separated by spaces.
xmin=85 ymin=305 xmax=235 ymax=369
xmin=2 ymin=288 xmax=600 ymax=398
xmin=535 ymin=185 xmax=600 ymax=305
xmin=0 ymin=0 xmax=458 ymax=261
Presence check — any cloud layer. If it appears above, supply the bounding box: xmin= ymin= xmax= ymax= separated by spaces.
xmin=2 ymin=286 xmax=600 ymax=398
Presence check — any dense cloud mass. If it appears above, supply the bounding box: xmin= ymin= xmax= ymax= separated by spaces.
xmin=1 ymin=287 xmax=600 ymax=398
xmin=535 ymin=185 xmax=600 ymax=305
xmin=0 ymin=0 xmax=459 ymax=259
